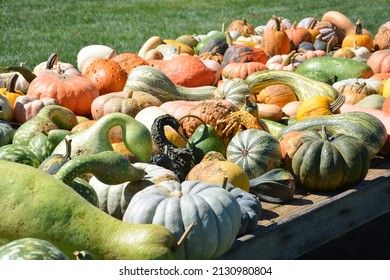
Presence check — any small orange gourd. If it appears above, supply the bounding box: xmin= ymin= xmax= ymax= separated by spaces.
xmin=341 ymin=19 xmax=373 ymax=51
xmin=0 ymin=73 xmax=25 ymax=109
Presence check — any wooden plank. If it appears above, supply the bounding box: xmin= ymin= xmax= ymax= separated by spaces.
xmin=218 ymin=158 xmax=390 ymax=260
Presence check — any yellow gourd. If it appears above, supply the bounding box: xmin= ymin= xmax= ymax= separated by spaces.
xmin=296 ymin=95 xmax=345 ymax=121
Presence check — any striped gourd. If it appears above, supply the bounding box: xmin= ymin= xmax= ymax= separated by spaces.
xmin=226 ymin=129 xmax=282 ymax=179
xmin=0 ymin=143 xmax=40 ymax=167
xmin=245 ymin=70 xmax=340 ymax=101
xmin=0 ymin=238 xmax=69 ymax=260
xmin=123 ymin=66 xmax=216 ymax=102
xmin=212 ymin=78 xmax=254 ymax=109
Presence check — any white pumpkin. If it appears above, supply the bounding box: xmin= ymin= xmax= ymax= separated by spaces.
xmin=89 ymin=162 xmax=179 ymax=220
xmin=122 ymin=180 xmax=242 ymax=260
xmin=332 ymin=78 xmax=382 ymax=95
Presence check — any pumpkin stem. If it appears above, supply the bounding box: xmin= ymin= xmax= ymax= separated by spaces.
xmin=64 ymin=135 xmax=73 ymax=160
xmin=0 ymin=65 xmax=36 ymax=83
xmin=274 ymin=16 xmax=281 ymax=31
xmin=221 ymin=176 xmax=229 ymax=189
xmin=221 ymin=22 xmax=225 ymax=33
xmin=308 ymin=16 xmax=318 ymax=30
xmin=225 ymin=31 xmax=233 ymax=46
xmin=326 ymin=36 xmax=335 ymax=54
xmin=355 ymin=82 xmax=367 ymax=94
xmin=174 ymin=222 xmax=197 ymax=252
xmin=6 ymin=73 xmax=18 ymax=93
xmin=355 ymin=19 xmax=363 ymax=35
xmin=282 ymin=50 xmax=296 ymax=66
xmin=320 ymin=125 xmax=332 ymax=141
xmin=329 ymin=95 xmax=345 ymax=113
xmin=46 ymin=53 xmax=59 ymax=70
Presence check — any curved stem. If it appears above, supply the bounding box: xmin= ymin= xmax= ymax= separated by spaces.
xmin=282 ymin=50 xmax=296 ymax=66
xmin=6 ymin=73 xmax=18 ymax=93
xmin=355 ymin=19 xmax=363 ymax=35
xmin=329 ymin=94 xmax=345 ymax=113
xmin=45 ymin=53 xmax=59 ymax=70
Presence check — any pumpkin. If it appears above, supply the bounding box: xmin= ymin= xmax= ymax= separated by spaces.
xmin=373 ymin=21 xmax=390 ymax=50
xmin=313 ymin=21 xmax=339 ymax=49
xmin=90 ymin=90 xmax=162 ymax=120
xmin=83 ymin=58 xmax=128 ymax=95
xmin=221 ymin=44 xmax=268 ymax=68
xmin=265 ymin=50 xmax=300 ymax=71
xmin=226 ymin=129 xmax=282 ymax=179
xmin=122 ymin=179 xmax=242 ymax=260
xmin=34 ymin=53 xmax=81 ymax=76
xmin=255 ymin=84 xmax=297 ymax=108
xmin=196 ymin=46 xmax=224 ymax=63
xmin=26 ymin=70 xmax=100 ymax=117
xmin=295 ymin=49 xmax=327 ymax=60
xmin=285 ymin=21 xmax=312 ymax=50
xmin=321 ymin=11 xmax=372 ymax=37
xmin=280 ymin=126 xmax=371 ymax=191
xmin=296 ymin=95 xmax=345 ymax=121
xmin=341 ymin=19 xmax=373 ymax=51
xmin=222 ymin=62 xmax=268 ymax=80
xmin=332 ymin=47 xmax=356 ymax=58
xmin=13 ymin=94 xmax=58 ymax=124
xmin=227 ymin=18 xmax=255 ymax=36
xmin=0 ymin=73 xmax=25 ymax=109
xmin=265 ymin=16 xmax=292 ymax=31
xmin=297 ymin=16 xmax=321 ymax=43
xmin=212 ymin=78 xmax=254 ymax=109
xmin=112 ymin=52 xmax=149 ymax=75
xmin=333 ymin=78 xmax=381 ymax=96
xmin=76 ymin=44 xmax=116 ymax=74
xmin=262 ymin=16 xmax=291 ymax=56
xmin=158 ymin=55 xmax=216 ymax=87
xmin=89 ymin=162 xmax=179 ymax=220
xmin=366 ymin=49 xmax=390 ymax=74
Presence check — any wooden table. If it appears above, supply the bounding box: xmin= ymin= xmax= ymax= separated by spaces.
xmin=219 ymin=156 xmax=390 ymax=260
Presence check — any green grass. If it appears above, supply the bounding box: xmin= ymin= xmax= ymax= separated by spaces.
xmin=1 ymin=0 xmax=388 ymax=68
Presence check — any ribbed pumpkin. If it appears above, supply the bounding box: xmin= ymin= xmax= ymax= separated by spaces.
xmin=373 ymin=21 xmax=390 ymax=50
xmin=281 ymin=126 xmax=371 ymax=191
xmin=221 ymin=44 xmax=268 ymax=68
xmin=227 ymin=17 xmax=255 ymax=35
xmin=13 ymin=95 xmax=58 ymax=123
xmin=212 ymin=78 xmax=254 ymax=109
xmin=297 ymin=16 xmax=321 ymax=43
xmin=83 ymin=58 xmax=128 ymax=95
xmin=366 ymin=49 xmax=390 ymax=74
xmin=26 ymin=70 xmax=100 ymax=117
xmin=341 ymin=19 xmax=373 ymax=51
xmin=226 ymin=129 xmax=282 ymax=179
xmin=285 ymin=21 xmax=313 ymax=50
xmin=265 ymin=50 xmax=301 ymax=71
xmin=122 ymin=180 xmax=241 ymax=260
xmin=222 ymin=62 xmax=268 ymax=80
xmin=262 ymin=16 xmax=291 ymax=57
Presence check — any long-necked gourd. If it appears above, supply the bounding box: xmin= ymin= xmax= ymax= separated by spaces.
xmin=0 ymin=160 xmax=177 ymax=260
xmin=51 ymin=112 xmax=153 ymax=163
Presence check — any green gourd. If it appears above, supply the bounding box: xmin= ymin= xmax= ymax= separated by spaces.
xmin=124 ymin=66 xmax=216 ymax=103
xmin=12 ymin=104 xmax=78 ymax=146
xmin=0 ymin=160 xmax=177 ymax=260
xmin=51 ymin=112 xmax=153 ymax=163
xmin=0 ymin=114 xmax=14 ymax=147
xmin=183 ymin=115 xmax=226 ymax=164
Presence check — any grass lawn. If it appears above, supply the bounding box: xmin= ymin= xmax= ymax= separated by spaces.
xmin=0 ymin=0 xmax=388 ymax=68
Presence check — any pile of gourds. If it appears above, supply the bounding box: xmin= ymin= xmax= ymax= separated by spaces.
xmin=0 ymin=10 xmax=389 ymax=260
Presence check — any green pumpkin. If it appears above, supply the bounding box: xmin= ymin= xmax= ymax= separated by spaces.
xmin=0 ymin=238 xmax=69 ymax=260
xmin=0 ymin=119 xmax=14 ymax=147
xmin=122 ymin=180 xmax=241 ymax=260
xmin=212 ymin=78 xmax=254 ymax=109
xmin=282 ymin=126 xmax=371 ymax=192
xmin=226 ymin=129 xmax=282 ymax=179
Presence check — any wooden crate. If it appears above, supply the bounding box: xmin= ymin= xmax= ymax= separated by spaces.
xmin=219 ymin=156 xmax=390 ymax=260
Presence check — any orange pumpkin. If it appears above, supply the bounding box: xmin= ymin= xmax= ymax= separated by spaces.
xmin=83 ymin=58 xmax=128 ymax=95
xmin=26 ymin=70 xmax=100 ymax=117
xmin=262 ymin=16 xmax=291 ymax=56
xmin=222 ymin=62 xmax=268 ymax=80
xmin=158 ymin=55 xmax=215 ymax=87
xmin=297 ymin=16 xmax=321 ymax=43
xmin=227 ymin=18 xmax=255 ymax=36
xmin=0 ymin=73 xmax=25 ymax=109
xmin=112 ymin=52 xmax=149 ymax=75
xmin=366 ymin=49 xmax=390 ymax=74
xmin=255 ymin=84 xmax=297 ymax=108
xmin=285 ymin=21 xmax=312 ymax=50
xmin=373 ymin=21 xmax=390 ymax=50
xmin=341 ymin=19 xmax=373 ymax=51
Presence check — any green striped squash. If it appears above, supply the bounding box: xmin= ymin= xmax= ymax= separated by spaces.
xmin=0 ymin=238 xmax=69 ymax=260
xmin=226 ymin=129 xmax=282 ymax=179
xmin=212 ymin=78 xmax=254 ymax=109
xmin=0 ymin=143 xmax=40 ymax=167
